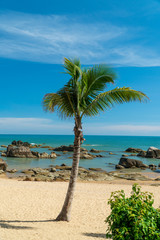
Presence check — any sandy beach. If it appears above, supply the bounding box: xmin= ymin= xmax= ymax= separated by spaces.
xmin=0 ymin=179 xmax=159 ymax=240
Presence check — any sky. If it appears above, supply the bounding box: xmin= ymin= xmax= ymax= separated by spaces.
xmin=0 ymin=0 xmax=160 ymax=135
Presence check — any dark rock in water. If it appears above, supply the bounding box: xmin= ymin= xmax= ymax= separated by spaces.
xmin=1 ymin=145 xmax=7 ymax=148
xmin=122 ymin=154 xmax=128 ymax=157
xmin=137 ymin=151 xmax=146 ymax=157
xmin=90 ymin=148 xmax=102 ymax=153
xmin=115 ymin=164 xmax=125 ymax=169
xmin=125 ymin=148 xmax=143 ymax=153
xmin=53 ymin=145 xmax=87 ymax=152
xmin=61 ymin=163 xmax=67 ymax=166
xmin=118 ymin=157 xmax=149 ymax=169
xmin=149 ymin=164 xmax=157 ymax=168
xmin=6 ymin=145 xmax=35 ymax=158
xmin=145 ymin=147 xmax=160 ymax=159
xmin=12 ymin=140 xmax=31 ymax=147
xmin=0 ymin=158 xmax=7 ymax=171
xmin=80 ymin=152 xmax=96 ymax=159
xmin=95 ymin=154 xmax=103 ymax=158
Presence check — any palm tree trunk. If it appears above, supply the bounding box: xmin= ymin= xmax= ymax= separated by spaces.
xmin=56 ymin=118 xmax=82 ymax=221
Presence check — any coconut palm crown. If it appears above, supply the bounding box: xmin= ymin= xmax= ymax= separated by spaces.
xmin=43 ymin=57 xmax=148 ymax=222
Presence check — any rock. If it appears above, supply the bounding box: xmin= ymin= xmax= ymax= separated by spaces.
xmin=149 ymin=164 xmax=157 ymax=168
xmin=27 ymin=150 xmax=56 ymax=159
xmin=149 ymin=164 xmax=157 ymax=170
xmin=90 ymin=148 xmax=101 ymax=153
xmin=115 ymin=164 xmax=125 ymax=169
xmin=137 ymin=151 xmax=146 ymax=157
xmin=0 ymin=159 xmax=7 ymax=171
xmin=109 ymin=152 xmax=114 ymax=155
xmin=1 ymin=152 xmax=6 ymax=157
xmin=1 ymin=145 xmax=7 ymax=148
xmin=125 ymin=147 xmax=143 ymax=153
xmin=53 ymin=145 xmax=87 ymax=152
xmin=31 ymin=168 xmax=50 ymax=175
xmin=88 ymin=168 xmax=103 ymax=171
xmin=40 ymin=146 xmax=52 ymax=149
xmin=6 ymin=145 xmax=35 ymax=158
xmin=7 ymin=169 xmax=17 ymax=173
xmin=50 ymin=152 xmax=57 ymax=158
xmin=61 ymin=163 xmax=67 ymax=166
xmin=50 ymin=168 xmax=56 ymax=173
xmin=155 ymin=178 xmax=160 ymax=181
xmin=145 ymin=147 xmax=160 ymax=158
xmin=95 ymin=154 xmax=103 ymax=158
xmin=130 ymin=154 xmax=137 ymax=156
xmin=62 ymin=151 xmax=68 ymax=154
xmin=12 ymin=140 xmax=32 ymax=147
xmin=118 ymin=157 xmax=149 ymax=169
xmin=122 ymin=154 xmax=128 ymax=157
xmin=23 ymin=176 xmax=33 ymax=181
xmin=39 ymin=152 xmax=49 ymax=158
xmin=80 ymin=153 xmax=96 ymax=159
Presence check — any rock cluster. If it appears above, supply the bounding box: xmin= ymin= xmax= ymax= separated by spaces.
xmin=125 ymin=147 xmax=160 ymax=159
xmin=20 ymin=166 xmax=115 ymax=182
xmin=6 ymin=145 xmax=57 ymax=159
xmin=116 ymin=157 xmax=148 ymax=169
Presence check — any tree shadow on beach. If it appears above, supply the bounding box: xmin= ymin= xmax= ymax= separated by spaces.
xmin=0 ymin=219 xmax=55 ymax=224
xmin=83 ymin=232 xmax=106 ymax=238
xmin=0 ymin=219 xmax=57 ymax=230
xmin=0 ymin=221 xmax=33 ymax=230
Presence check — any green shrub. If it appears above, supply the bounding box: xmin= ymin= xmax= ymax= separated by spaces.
xmin=106 ymin=184 xmax=160 ymax=239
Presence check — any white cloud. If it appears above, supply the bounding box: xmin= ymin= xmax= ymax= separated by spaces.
xmin=84 ymin=124 xmax=160 ymax=136
xmin=0 ymin=11 xmax=159 ymax=66
xmin=0 ymin=118 xmax=160 ymax=136
xmin=0 ymin=118 xmax=73 ymax=134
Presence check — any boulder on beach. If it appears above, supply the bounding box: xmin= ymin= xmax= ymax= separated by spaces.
xmin=118 ymin=157 xmax=149 ymax=169
xmin=145 ymin=147 xmax=160 ymax=159
xmin=0 ymin=158 xmax=7 ymax=171
xmin=125 ymin=147 xmax=143 ymax=153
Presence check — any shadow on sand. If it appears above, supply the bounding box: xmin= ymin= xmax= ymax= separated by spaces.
xmin=0 ymin=219 xmax=55 ymax=230
xmin=83 ymin=232 xmax=106 ymax=238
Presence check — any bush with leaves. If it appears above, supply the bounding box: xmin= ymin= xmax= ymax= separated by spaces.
xmin=106 ymin=184 xmax=160 ymax=239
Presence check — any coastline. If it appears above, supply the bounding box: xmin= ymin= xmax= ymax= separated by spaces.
xmin=0 ymin=178 xmax=160 ymax=240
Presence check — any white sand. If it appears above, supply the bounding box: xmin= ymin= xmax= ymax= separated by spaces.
xmin=0 ymin=179 xmax=160 ymax=240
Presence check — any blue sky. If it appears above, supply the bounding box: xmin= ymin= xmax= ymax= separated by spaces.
xmin=0 ymin=0 xmax=160 ymax=135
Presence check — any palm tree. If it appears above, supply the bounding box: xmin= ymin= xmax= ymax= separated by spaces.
xmin=43 ymin=57 xmax=148 ymax=222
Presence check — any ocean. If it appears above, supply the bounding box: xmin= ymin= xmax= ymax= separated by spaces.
xmin=1 ymin=134 xmax=160 ymax=172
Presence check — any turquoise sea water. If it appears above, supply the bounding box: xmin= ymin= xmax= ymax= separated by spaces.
xmin=0 ymin=135 xmax=160 ymax=172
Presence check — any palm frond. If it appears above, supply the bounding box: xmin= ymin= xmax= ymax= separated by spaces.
xmin=81 ymin=87 xmax=149 ymax=117
xmin=43 ymin=88 xmax=76 ymax=119
xmin=83 ymin=64 xmax=116 ymax=93
xmin=63 ymin=57 xmax=82 ymax=79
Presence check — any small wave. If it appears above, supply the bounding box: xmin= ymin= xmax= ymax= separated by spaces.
xmin=31 ymin=143 xmax=36 ymax=145
xmin=83 ymin=144 xmax=102 ymax=146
